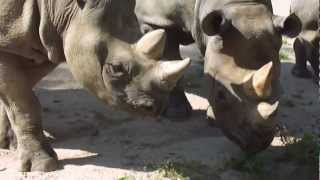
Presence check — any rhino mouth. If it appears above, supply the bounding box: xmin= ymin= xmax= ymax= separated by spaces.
xmin=220 ymin=122 xmax=276 ymax=154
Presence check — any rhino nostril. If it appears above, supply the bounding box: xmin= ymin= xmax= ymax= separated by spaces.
xmin=143 ymin=104 xmax=154 ymax=112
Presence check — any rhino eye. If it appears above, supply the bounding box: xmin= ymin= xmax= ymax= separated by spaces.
xmin=105 ymin=62 xmax=133 ymax=82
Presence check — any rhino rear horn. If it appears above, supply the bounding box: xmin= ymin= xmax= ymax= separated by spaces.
xmin=257 ymin=101 xmax=279 ymax=121
xmin=153 ymin=58 xmax=191 ymax=90
xmin=244 ymin=62 xmax=273 ymax=99
xmin=136 ymin=29 xmax=166 ymax=60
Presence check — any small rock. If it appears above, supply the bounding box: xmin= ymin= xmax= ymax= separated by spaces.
xmin=53 ymin=100 xmax=61 ymax=103
xmin=42 ymin=107 xmax=50 ymax=112
xmin=0 ymin=168 xmax=6 ymax=171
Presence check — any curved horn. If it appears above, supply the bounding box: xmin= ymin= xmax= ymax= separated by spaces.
xmin=136 ymin=29 xmax=166 ymax=60
xmin=257 ymin=101 xmax=279 ymax=120
xmin=153 ymin=58 xmax=191 ymax=90
xmin=244 ymin=62 xmax=273 ymax=99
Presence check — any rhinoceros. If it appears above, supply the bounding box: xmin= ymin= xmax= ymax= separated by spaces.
xmin=0 ymin=0 xmax=191 ymax=172
xmin=290 ymin=0 xmax=319 ymax=81
xmin=135 ymin=0 xmax=302 ymax=153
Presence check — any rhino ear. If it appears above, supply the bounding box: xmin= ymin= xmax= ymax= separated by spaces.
xmin=201 ymin=11 xmax=229 ymax=36
xmin=136 ymin=29 xmax=166 ymax=60
xmin=76 ymin=0 xmax=100 ymax=9
xmin=273 ymin=14 xmax=302 ymax=38
xmin=76 ymin=0 xmax=86 ymax=9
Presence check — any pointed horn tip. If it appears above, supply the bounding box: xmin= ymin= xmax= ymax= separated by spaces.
xmin=181 ymin=57 xmax=191 ymax=68
xmin=265 ymin=61 xmax=273 ymax=70
xmin=153 ymin=29 xmax=166 ymax=35
xmin=157 ymin=58 xmax=191 ymax=89
xmin=144 ymin=29 xmax=166 ymax=41
xmin=164 ymin=57 xmax=191 ymax=74
xmin=257 ymin=61 xmax=273 ymax=74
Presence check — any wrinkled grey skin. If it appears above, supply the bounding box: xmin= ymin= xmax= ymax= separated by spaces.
xmin=135 ymin=0 xmax=302 ymax=153
xmin=290 ymin=0 xmax=319 ymax=81
xmin=0 ymin=0 xmax=191 ymax=172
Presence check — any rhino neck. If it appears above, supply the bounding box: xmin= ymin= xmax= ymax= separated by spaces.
xmin=37 ymin=0 xmax=79 ymax=63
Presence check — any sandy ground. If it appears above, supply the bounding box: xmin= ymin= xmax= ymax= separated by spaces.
xmin=0 ymin=1 xmax=319 ymax=180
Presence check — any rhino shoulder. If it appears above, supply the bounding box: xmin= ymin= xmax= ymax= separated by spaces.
xmin=0 ymin=0 xmax=48 ymax=62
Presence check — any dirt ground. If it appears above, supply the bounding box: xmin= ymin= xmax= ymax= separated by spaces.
xmin=0 ymin=1 xmax=319 ymax=180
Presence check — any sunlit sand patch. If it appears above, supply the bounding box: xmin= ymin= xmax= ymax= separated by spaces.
xmin=55 ymin=149 xmax=99 ymax=161
xmin=186 ymin=92 xmax=209 ymax=110
xmin=271 ymin=136 xmax=301 ymax=147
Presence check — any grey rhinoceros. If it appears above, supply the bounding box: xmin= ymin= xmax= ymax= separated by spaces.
xmin=0 ymin=0 xmax=191 ymax=172
xmin=135 ymin=0 xmax=302 ymax=153
xmin=290 ymin=0 xmax=319 ymax=81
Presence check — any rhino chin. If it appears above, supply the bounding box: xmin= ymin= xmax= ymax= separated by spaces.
xmin=222 ymin=124 xmax=276 ymax=154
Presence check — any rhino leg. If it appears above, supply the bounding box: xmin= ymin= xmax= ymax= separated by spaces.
xmin=161 ymin=29 xmax=192 ymax=119
xmin=0 ymin=103 xmax=10 ymax=148
xmin=0 ymin=54 xmax=58 ymax=172
xmin=292 ymin=37 xmax=313 ymax=78
xmin=309 ymin=47 xmax=319 ymax=83
xmin=0 ymin=103 xmax=16 ymax=149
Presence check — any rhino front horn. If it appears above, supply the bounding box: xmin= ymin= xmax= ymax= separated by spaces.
xmin=136 ymin=29 xmax=166 ymax=60
xmin=154 ymin=58 xmax=191 ymax=90
xmin=257 ymin=101 xmax=279 ymax=120
xmin=244 ymin=62 xmax=273 ymax=99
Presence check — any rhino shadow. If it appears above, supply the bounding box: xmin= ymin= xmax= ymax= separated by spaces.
xmin=35 ymin=87 xmax=224 ymax=171
xmin=31 ymin=59 xmax=318 ymax=173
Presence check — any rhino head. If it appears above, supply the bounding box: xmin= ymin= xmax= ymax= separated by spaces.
xmin=63 ymin=0 xmax=190 ymax=116
xmin=200 ymin=3 xmax=301 ymax=153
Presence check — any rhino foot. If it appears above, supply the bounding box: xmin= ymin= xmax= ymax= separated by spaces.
xmin=291 ymin=65 xmax=313 ymax=79
xmin=163 ymin=89 xmax=192 ymax=120
xmin=18 ymin=141 xmax=58 ymax=172
xmin=0 ymin=128 xmax=17 ymax=149
xmin=0 ymin=136 xmax=8 ymax=149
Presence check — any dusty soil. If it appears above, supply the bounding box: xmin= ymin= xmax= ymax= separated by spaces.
xmin=0 ymin=1 xmax=319 ymax=179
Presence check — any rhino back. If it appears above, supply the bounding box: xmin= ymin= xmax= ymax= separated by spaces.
xmin=0 ymin=0 xmax=78 ymax=64
xmin=290 ymin=0 xmax=318 ymax=30
xmin=135 ymin=0 xmax=195 ymax=29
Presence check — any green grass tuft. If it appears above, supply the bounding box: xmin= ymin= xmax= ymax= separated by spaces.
xmin=145 ymin=160 xmax=217 ymax=180
xmin=224 ymin=155 xmax=267 ymax=176
xmin=279 ymin=51 xmax=289 ymax=60
xmin=285 ymin=133 xmax=319 ymax=165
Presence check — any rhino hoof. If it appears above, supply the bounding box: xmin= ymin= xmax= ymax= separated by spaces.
xmin=291 ymin=66 xmax=312 ymax=79
xmin=30 ymin=157 xmax=58 ymax=172
xmin=0 ymin=137 xmax=8 ymax=149
xmin=0 ymin=129 xmax=16 ymax=150
xmin=18 ymin=142 xmax=58 ymax=172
